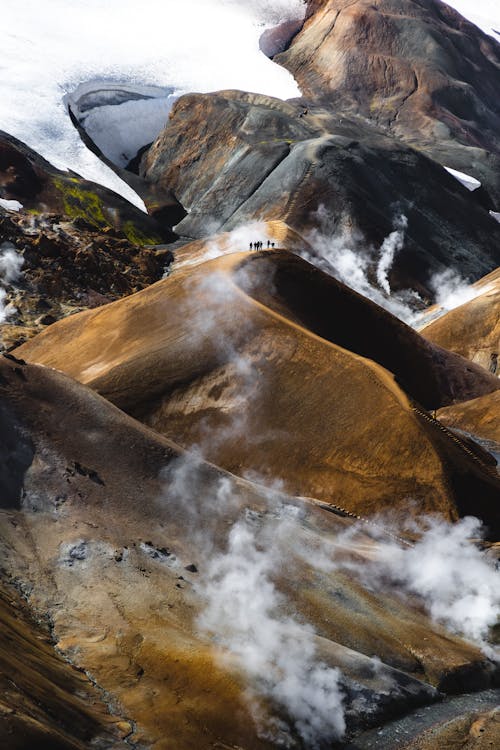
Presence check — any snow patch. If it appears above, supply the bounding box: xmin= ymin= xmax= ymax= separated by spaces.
xmin=66 ymin=83 xmax=178 ymax=168
xmin=444 ymin=166 xmax=481 ymax=191
xmin=444 ymin=1 xmax=500 ymax=39
xmin=0 ymin=198 xmax=23 ymax=212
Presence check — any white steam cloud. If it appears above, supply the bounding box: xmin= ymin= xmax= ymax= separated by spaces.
xmin=0 ymin=242 xmax=24 ymax=324
xmin=0 ymin=1 xmax=305 ymax=205
xmin=375 ymin=214 xmax=408 ymax=295
xmin=303 ymin=209 xmax=422 ymax=323
xmin=197 ymin=513 xmax=346 ymax=747
xmin=334 ymin=516 xmax=500 ymax=651
xmin=428 ymin=268 xmax=481 ymax=312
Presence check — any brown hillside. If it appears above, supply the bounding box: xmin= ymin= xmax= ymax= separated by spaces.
xmin=421 ymin=268 xmax=500 ymax=374
xmin=14 ymin=249 xmax=500 ymax=530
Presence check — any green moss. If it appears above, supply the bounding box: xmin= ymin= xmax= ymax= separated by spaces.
xmin=122 ymin=220 xmax=162 ymax=247
xmin=54 ymin=178 xmax=108 ymax=228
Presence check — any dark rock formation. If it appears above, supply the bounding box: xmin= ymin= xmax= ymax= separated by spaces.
xmin=139 ymin=90 xmax=500 ymax=296
xmin=0 ymin=209 xmax=168 ymax=350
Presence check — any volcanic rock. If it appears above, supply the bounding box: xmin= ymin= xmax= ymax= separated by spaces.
xmin=0 ymin=580 xmax=128 ymax=749
xmin=0 ymin=130 xmax=173 ymax=244
xmin=0 ymin=354 xmax=497 ymax=748
xmin=275 ymin=0 xmax=500 ymax=205
xmin=0 ymin=209 xmax=167 ymax=350
xmin=139 ymin=90 xmax=500 ymax=295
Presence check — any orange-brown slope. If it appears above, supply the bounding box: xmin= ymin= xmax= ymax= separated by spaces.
xmin=421 ymin=268 xmax=500 ymax=375
xmin=0 ymin=581 xmax=127 ymax=750
xmin=14 ymin=250 xmax=500 ymax=530
xmin=0 ymin=354 xmax=496 ymax=750
xmin=437 ymin=391 xmax=500 ymax=446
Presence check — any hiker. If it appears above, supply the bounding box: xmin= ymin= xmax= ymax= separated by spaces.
xmin=249 ymin=242 xmax=253 ymax=250
xmin=271 ymin=242 xmax=275 ymax=248
xmin=267 ymin=240 xmax=270 ymax=248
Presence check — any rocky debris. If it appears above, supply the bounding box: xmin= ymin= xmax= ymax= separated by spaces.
xmin=139 ymin=89 xmax=500 ymax=296
xmin=0 ymin=209 xmax=168 ymax=349
xmin=13 ymin=249 xmax=500 ymax=532
xmin=0 ymin=130 xmax=174 ymax=243
xmin=275 ymin=0 xmax=500 ymax=205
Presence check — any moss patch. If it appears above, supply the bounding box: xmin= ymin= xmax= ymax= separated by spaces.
xmin=122 ymin=220 xmax=162 ymax=247
xmin=54 ymin=178 xmax=109 ymax=229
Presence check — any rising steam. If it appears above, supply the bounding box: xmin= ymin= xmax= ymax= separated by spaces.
xmin=0 ymin=242 xmax=24 ymax=324
xmin=197 ymin=512 xmax=346 ymax=747
xmin=303 ymin=209 xmax=421 ymax=323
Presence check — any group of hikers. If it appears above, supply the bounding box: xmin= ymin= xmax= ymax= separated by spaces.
xmin=249 ymin=240 xmax=275 ymax=251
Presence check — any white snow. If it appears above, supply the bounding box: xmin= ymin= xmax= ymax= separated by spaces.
xmin=489 ymin=210 xmax=500 ymax=223
xmin=66 ymin=83 xmax=179 ymax=168
xmin=0 ymin=199 xmax=23 ymax=212
xmin=443 ymin=1 xmax=500 ymax=38
xmin=444 ymin=166 xmax=482 ymax=191
xmin=0 ymin=1 xmax=305 ymax=206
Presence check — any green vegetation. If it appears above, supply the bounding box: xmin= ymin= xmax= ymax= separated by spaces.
xmin=54 ymin=177 xmax=108 ymax=229
xmin=122 ymin=220 xmax=162 ymax=247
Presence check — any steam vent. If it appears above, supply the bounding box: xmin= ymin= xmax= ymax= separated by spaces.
xmin=0 ymin=1 xmax=499 ymax=748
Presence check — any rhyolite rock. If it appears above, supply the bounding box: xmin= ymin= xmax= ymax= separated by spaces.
xmin=274 ymin=0 xmax=500 ymax=205
xmin=0 ymin=354 xmax=498 ymax=749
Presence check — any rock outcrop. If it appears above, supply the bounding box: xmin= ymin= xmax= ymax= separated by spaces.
xmin=275 ymin=0 xmax=500 ymax=205
xmin=0 ymin=130 xmax=173 ymax=244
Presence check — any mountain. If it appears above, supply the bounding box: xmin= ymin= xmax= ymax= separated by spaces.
xmin=135 ymin=80 xmax=500 ymax=297
xmin=275 ymin=0 xmax=500 ymax=204
xmin=0 ymin=353 xmax=497 ymax=749
xmin=0 ymin=1 xmax=499 ymax=748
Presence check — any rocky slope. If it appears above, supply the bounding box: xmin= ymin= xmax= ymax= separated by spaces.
xmin=0 ymin=353 xmax=498 ymax=749
xmin=275 ymin=0 xmax=500 ymax=205
xmin=0 ymin=0 xmax=498 ymax=747
xmin=0 ymin=208 xmax=167 ymax=350
xmin=139 ymin=89 xmax=500 ymax=296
